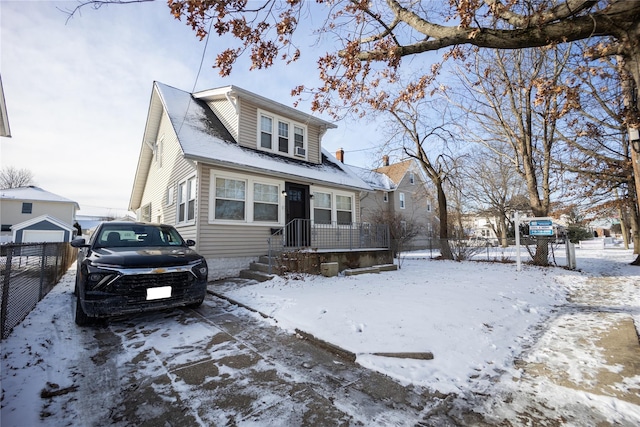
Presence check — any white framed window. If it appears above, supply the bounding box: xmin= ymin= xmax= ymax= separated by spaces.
xmin=336 ymin=195 xmax=353 ymax=224
xmin=427 ymin=202 xmax=432 ymax=212
xmin=154 ymin=135 xmax=164 ymax=167
xmin=253 ymin=183 xmax=279 ymax=222
xmin=399 ymin=192 xmax=406 ymax=209
xmin=166 ymin=186 xmax=174 ymax=206
xmin=311 ymin=188 xmax=355 ymax=225
xmin=278 ymin=121 xmax=289 ymax=153
xmin=383 ymin=192 xmax=389 ymax=203
xmin=313 ymin=192 xmax=332 ymax=224
xmin=178 ymin=176 xmax=196 ymax=223
xmin=214 ymin=177 xmax=246 ymax=221
xmin=294 ymin=126 xmax=305 ymax=157
xmin=258 ymin=109 xmax=307 ymax=159
xmin=260 ymin=115 xmax=273 ymax=149
xmin=141 ymin=203 xmax=151 ymax=222
xmin=210 ymin=172 xmax=283 ymax=224
xmin=409 ymin=172 xmax=414 ymax=184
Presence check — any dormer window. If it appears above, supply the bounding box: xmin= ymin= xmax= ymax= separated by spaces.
xmin=258 ymin=110 xmax=307 ymax=159
xmin=294 ymin=126 xmax=305 ymax=156
xmin=278 ymin=121 xmax=289 ymax=153
xmin=260 ymin=115 xmax=273 ymax=149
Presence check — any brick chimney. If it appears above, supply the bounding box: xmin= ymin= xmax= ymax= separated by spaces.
xmin=382 ymin=155 xmax=389 ymax=166
xmin=336 ymin=148 xmax=344 ymax=163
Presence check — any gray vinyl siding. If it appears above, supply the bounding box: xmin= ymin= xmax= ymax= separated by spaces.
xmin=137 ymin=111 xmax=197 ymax=236
xmin=0 ymin=200 xmax=75 ymax=228
xmin=359 ymin=190 xmax=391 ymax=222
xmin=236 ymin=99 xmax=323 ymax=165
xmin=306 ymin=125 xmax=321 ymax=164
xmin=205 ymin=99 xmax=238 ymax=141
xmin=196 ymin=166 xmax=274 ymax=258
xmin=236 ymin=99 xmax=256 ymax=151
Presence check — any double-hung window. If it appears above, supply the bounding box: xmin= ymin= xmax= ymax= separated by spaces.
xmin=211 ymin=173 xmax=282 ymax=224
xmin=336 ymin=195 xmax=353 ymax=225
xmin=258 ymin=110 xmax=306 ymax=159
xmin=178 ymin=177 xmax=196 ymax=223
xmin=399 ymin=192 xmax=406 ymax=209
xmin=141 ymin=203 xmax=152 ymax=222
xmin=260 ymin=115 xmax=273 ymax=149
xmin=294 ymin=126 xmax=305 ymax=156
xmin=313 ymin=192 xmax=332 ymax=224
xmin=253 ymin=183 xmax=278 ymax=222
xmin=278 ymin=121 xmax=289 ymax=153
xmin=215 ymin=177 xmax=246 ymax=221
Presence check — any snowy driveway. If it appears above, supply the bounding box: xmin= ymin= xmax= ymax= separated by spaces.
xmin=2 ymin=247 xmax=640 ymax=426
xmin=1 ymin=268 xmax=450 ymax=427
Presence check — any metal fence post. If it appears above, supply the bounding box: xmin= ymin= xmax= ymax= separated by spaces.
xmin=1 ymin=247 xmax=13 ymax=339
xmin=39 ymin=243 xmax=47 ymax=300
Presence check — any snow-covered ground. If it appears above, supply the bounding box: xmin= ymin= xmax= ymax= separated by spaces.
xmin=1 ymin=243 xmax=639 ymax=425
xmin=220 ymin=244 xmax=640 ymax=424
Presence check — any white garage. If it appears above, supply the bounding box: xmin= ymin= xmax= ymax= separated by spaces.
xmin=11 ymin=215 xmax=75 ymax=244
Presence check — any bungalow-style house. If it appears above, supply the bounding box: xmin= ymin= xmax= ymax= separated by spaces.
xmin=129 ymin=82 xmax=390 ymax=280
xmin=347 ymin=155 xmax=436 ymax=250
xmin=0 ymin=186 xmax=79 ymax=243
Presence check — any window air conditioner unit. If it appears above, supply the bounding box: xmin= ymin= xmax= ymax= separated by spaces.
xmin=295 ymin=146 xmax=306 ymax=157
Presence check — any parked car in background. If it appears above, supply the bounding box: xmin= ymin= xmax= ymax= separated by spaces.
xmin=70 ymin=222 xmax=208 ymax=326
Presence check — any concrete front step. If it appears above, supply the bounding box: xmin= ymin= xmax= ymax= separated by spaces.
xmin=239 ymin=269 xmax=274 ymax=282
xmin=250 ymin=261 xmax=274 ymax=273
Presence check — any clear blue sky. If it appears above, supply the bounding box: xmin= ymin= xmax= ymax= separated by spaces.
xmin=1 ymin=0 xmax=381 ymax=215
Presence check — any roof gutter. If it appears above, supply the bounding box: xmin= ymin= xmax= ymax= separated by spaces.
xmin=184 ymin=153 xmax=371 ymax=192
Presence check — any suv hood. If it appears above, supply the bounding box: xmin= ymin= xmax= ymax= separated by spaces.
xmin=89 ymin=247 xmax=204 ymax=268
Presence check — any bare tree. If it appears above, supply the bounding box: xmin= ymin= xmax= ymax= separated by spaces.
xmin=463 ymin=149 xmax=528 ymax=247
xmin=449 ymin=46 xmax=575 ymax=264
xmin=553 ymin=50 xmax=639 ymax=252
xmin=368 ymin=210 xmax=421 ymax=267
xmin=0 ymin=166 xmax=35 ymax=189
xmin=381 ymin=96 xmax=459 ymax=260
xmin=67 ymin=1 xmax=640 ymax=115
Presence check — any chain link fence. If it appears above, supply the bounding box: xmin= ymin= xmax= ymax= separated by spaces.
xmin=1 ymin=242 xmax=77 ymax=339
xmin=413 ymin=236 xmax=571 ymax=267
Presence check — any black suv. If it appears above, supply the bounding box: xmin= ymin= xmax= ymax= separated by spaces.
xmin=70 ymin=222 xmax=208 ymax=325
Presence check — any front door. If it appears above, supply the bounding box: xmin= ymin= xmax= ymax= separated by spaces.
xmin=285 ymin=182 xmax=310 ymax=247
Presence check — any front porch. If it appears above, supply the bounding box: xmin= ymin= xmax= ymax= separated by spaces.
xmin=263 ymin=219 xmax=393 ymax=276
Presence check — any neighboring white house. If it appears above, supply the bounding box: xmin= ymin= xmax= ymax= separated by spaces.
xmin=129 ymin=82 xmax=373 ymax=279
xmin=1 ymin=186 xmax=79 ymax=243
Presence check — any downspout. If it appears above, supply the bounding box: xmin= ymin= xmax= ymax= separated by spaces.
xmin=225 ymin=91 xmax=239 ymax=115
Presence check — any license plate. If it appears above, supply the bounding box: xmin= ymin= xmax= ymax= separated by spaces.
xmin=147 ymin=286 xmax=171 ymax=300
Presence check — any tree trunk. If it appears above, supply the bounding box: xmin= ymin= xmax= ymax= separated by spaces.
xmin=622 ymin=37 xmax=640 ymax=263
xmin=436 ymin=181 xmax=453 ymax=259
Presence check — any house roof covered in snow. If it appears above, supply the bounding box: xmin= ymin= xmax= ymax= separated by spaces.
xmin=0 ymin=186 xmax=79 ymax=209
xmin=347 ymin=165 xmax=395 ymax=191
xmin=130 ymin=82 xmax=372 ymax=210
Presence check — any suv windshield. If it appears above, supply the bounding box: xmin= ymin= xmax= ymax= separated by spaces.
xmin=95 ymin=224 xmax=186 ymax=248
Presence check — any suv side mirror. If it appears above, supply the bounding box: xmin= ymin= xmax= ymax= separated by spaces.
xmin=185 ymin=239 xmax=196 ymax=247
xmin=70 ymin=238 xmax=89 ymax=248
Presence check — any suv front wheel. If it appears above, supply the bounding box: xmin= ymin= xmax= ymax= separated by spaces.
xmin=74 ymin=292 xmax=94 ymax=326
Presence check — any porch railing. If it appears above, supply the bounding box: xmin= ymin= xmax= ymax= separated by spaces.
xmin=268 ymin=219 xmax=390 ymax=253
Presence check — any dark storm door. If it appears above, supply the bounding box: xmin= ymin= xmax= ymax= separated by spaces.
xmin=285 ymin=182 xmax=310 ymax=247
